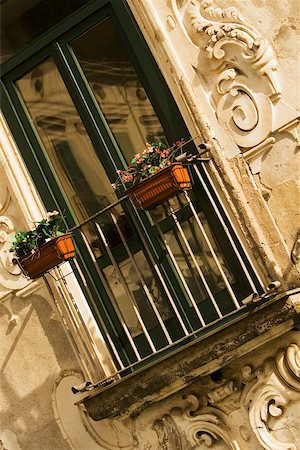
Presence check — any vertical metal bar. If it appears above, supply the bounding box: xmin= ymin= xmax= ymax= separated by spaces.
xmin=194 ymin=163 xmax=263 ymax=291
xmin=95 ymin=223 xmax=157 ymax=354
xmin=55 ymin=268 xmax=107 ymax=375
xmin=152 ymin=214 xmax=206 ymax=327
xmin=168 ymin=204 xmax=223 ymax=318
xmin=127 ymin=209 xmax=190 ymax=335
xmin=79 ymin=230 xmax=141 ymax=363
xmin=184 ymin=191 xmax=241 ymax=309
xmin=168 ymin=219 xmax=207 ymax=302
xmin=43 ymin=274 xmax=97 ymax=381
xmin=110 ymin=213 xmax=173 ymax=345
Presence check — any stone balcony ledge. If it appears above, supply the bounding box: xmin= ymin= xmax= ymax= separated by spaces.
xmin=77 ymin=292 xmax=300 ymax=421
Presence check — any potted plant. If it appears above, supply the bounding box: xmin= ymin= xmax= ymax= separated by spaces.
xmin=10 ymin=211 xmax=75 ymax=279
xmin=112 ymin=141 xmax=192 ymax=210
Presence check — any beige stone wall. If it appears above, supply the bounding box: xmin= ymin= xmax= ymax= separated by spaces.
xmin=0 ymin=287 xmax=78 ymax=450
xmin=0 ymin=170 xmax=79 ymax=449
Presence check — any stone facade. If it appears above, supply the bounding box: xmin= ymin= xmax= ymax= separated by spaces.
xmin=0 ymin=1 xmax=299 ymax=449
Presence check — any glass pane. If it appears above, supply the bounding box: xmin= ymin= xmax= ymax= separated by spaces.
xmin=15 ymin=58 xmax=126 ymax=250
xmin=0 ymin=0 xmax=89 ymax=63
xmin=71 ymin=17 xmax=167 ymax=164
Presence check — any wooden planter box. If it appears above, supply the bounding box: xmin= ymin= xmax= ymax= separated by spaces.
xmin=126 ymin=162 xmax=191 ymax=210
xmin=16 ymin=234 xmax=75 ymax=279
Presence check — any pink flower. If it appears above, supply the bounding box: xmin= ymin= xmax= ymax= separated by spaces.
xmin=116 ymin=169 xmax=123 ymax=174
xmin=122 ymin=173 xmax=133 ymax=182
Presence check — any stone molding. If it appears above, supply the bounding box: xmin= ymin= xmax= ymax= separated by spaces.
xmin=52 ymin=369 xmax=136 ymax=450
xmin=172 ymin=0 xmax=300 ymax=173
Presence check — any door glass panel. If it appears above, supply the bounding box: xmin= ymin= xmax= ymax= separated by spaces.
xmin=16 ymin=59 xmax=118 ymax=221
xmin=71 ymin=17 xmax=167 ymax=163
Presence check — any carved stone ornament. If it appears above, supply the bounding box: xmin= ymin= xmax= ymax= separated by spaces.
xmin=172 ymin=0 xmax=300 ymax=173
xmin=0 ymin=186 xmax=29 ymax=294
xmin=154 ymin=394 xmax=240 ymax=449
xmin=152 ymin=343 xmax=300 ymax=449
xmin=242 ymin=343 xmax=300 ymax=449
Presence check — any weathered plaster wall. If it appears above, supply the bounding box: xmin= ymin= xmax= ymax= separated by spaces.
xmin=0 ymin=289 xmax=78 ymax=450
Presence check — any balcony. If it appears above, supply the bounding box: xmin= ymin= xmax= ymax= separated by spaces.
xmin=66 ymin=161 xmax=266 ymax=385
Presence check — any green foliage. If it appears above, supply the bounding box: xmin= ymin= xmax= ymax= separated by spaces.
xmin=112 ymin=140 xmax=185 ymax=190
xmin=10 ymin=211 xmax=66 ymax=257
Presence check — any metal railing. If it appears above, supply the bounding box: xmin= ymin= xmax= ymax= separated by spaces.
xmin=68 ymin=162 xmax=263 ymax=377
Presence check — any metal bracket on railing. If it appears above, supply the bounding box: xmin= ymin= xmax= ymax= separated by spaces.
xmin=71 ymin=375 xmax=118 ymax=394
xmin=242 ymin=281 xmax=282 ymax=305
xmin=175 ymin=142 xmax=212 ymax=164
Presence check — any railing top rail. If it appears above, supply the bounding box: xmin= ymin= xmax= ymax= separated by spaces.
xmin=68 ymin=194 xmax=129 ymax=232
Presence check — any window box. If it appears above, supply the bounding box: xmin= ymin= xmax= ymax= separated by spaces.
xmin=15 ymin=234 xmax=75 ymax=279
xmin=125 ymin=162 xmax=191 ymax=210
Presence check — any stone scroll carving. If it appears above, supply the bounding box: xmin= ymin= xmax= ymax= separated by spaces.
xmin=242 ymin=343 xmax=300 ymax=450
xmin=172 ymin=0 xmax=300 ymax=173
xmin=152 ymin=343 xmax=300 ymax=449
xmin=0 ymin=184 xmax=29 ymax=296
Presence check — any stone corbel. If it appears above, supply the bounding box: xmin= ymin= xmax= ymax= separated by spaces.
xmin=242 ymin=343 xmax=300 ymax=449
xmin=172 ymin=0 xmax=300 ymax=173
xmin=0 ymin=213 xmax=29 ymax=294
xmin=154 ymin=391 xmax=242 ymax=449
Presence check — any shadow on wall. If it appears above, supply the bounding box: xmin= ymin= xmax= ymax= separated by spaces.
xmin=0 ymin=293 xmax=80 ymax=450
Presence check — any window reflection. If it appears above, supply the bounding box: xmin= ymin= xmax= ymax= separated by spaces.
xmin=15 ymin=57 xmax=180 ymax=348
xmin=71 ymin=17 xmax=167 ymax=163
xmin=165 ymin=212 xmax=236 ymax=301
xmin=15 ymin=58 xmax=126 ymax=252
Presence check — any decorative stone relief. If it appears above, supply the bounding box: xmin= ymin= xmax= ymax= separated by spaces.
xmin=52 ymin=370 xmax=136 ymax=450
xmin=152 ymin=342 xmax=300 ymax=449
xmin=172 ymin=0 xmax=300 ymax=173
xmin=242 ymin=343 xmax=300 ymax=450
xmin=154 ymin=394 xmax=239 ymax=449
xmin=153 ymin=414 xmax=183 ymax=450
xmin=0 ymin=184 xmax=29 ymax=296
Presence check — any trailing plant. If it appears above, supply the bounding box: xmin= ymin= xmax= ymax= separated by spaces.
xmin=10 ymin=211 xmax=66 ymax=257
